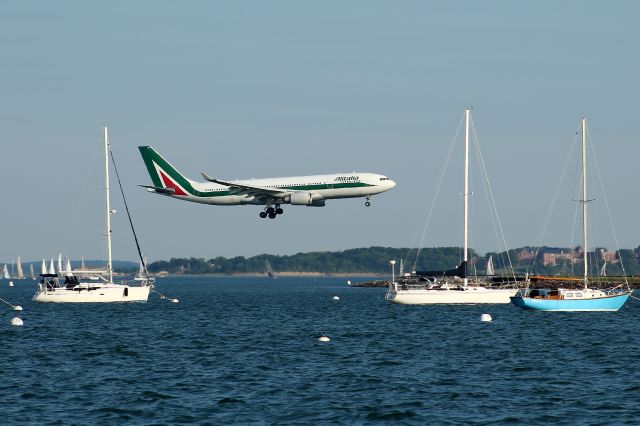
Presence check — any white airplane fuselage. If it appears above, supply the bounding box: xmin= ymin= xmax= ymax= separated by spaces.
xmin=138 ymin=146 xmax=395 ymax=217
xmin=166 ymin=173 xmax=395 ymax=206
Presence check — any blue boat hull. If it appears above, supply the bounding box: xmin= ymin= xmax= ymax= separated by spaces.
xmin=510 ymin=293 xmax=630 ymax=311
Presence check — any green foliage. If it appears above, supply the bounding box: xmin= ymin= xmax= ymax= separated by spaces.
xmin=147 ymin=246 xmax=467 ymax=274
xmin=146 ymin=246 xmax=640 ymax=276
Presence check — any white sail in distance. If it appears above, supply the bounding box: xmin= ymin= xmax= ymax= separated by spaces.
xmin=16 ymin=257 xmax=24 ymax=279
xmin=486 ymin=255 xmax=495 ymax=276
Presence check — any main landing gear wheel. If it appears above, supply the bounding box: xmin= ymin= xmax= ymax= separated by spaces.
xmin=260 ymin=205 xmax=284 ymax=219
xmin=365 ymin=196 xmax=371 ymax=207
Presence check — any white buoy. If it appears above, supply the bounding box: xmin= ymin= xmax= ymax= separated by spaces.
xmin=347 ymin=280 xmax=351 ymax=285
xmin=332 ymin=295 xmax=340 ymax=301
xmin=9 ymin=281 xmax=14 ymax=287
xmin=171 ymin=298 xmax=179 ymax=303
xmin=10 ymin=317 xmax=23 ymax=326
xmin=13 ymin=305 xmax=23 ymax=311
xmin=318 ymin=335 xmax=330 ymax=342
xmin=480 ymin=313 xmax=492 ymax=322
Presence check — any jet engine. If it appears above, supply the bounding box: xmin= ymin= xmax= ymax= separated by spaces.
xmin=285 ymin=192 xmax=325 ymax=207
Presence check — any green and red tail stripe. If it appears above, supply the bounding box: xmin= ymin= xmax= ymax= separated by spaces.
xmin=138 ymin=146 xmax=194 ymax=196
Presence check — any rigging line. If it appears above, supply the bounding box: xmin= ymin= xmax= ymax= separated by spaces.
xmin=407 ymin=112 xmax=465 ymax=273
xmin=527 ymin=131 xmax=580 ymax=274
xmin=587 ymin=130 xmax=630 ymax=288
xmin=108 ymin=149 xmax=149 ymax=278
xmin=61 ymin=139 xmax=101 ymax=258
xmin=470 ymin=120 xmax=517 ymax=281
xmin=567 ymin=139 xmax=582 ymax=265
xmin=150 ymin=288 xmax=179 ymax=303
xmin=0 ymin=296 xmax=21 ymax=310
xmin=471 ymin=123 xmax=507 ymax=276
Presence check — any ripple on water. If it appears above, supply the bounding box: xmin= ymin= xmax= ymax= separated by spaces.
xmin=1 ymin=278 xmax=640 ymax=425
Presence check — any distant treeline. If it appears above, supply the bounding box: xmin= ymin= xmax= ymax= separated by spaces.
xmin=147 ymin=247 xmax=470 ymax=275
xmin=146 ymin=246 xmax=640 ymax=276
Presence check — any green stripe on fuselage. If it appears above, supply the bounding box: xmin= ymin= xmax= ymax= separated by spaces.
xmin=191 ymin=181 xmax=373 ymax=198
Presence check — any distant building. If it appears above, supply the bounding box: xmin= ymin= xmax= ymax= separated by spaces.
xmin=596 ymin=248 xmax=617 ymax=263
xmin=517 ymin=249 xmax=536 ymax=261
xmin=541 ymin=247 xmax=581 ymax=266
xmin=539 ymin=246 xmax=617 ymax=266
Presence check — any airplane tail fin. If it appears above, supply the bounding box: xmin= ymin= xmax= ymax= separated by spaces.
xmin=138 ymin=146 xmax=195 ymax=196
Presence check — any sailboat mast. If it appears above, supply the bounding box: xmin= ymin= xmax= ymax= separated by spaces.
xmin=581 ymin=118 xmax=588 ymax=289
xmin=104 ymin=126 xmax=113 ymax=284
xmin=463 ymin=109 xmax=470 ymax=286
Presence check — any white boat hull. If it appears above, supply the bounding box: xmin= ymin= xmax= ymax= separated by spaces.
xmin=386 ymin=287 xmax=518 ymax=304
xmin=33 ymin=284 xmax=150 ymax=303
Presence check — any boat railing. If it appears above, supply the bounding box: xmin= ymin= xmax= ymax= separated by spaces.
xmin=391 ymin=278 xmax=519 ymax=292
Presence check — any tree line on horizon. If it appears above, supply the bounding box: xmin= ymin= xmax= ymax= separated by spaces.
xmin=146 ymin=246 xmax=640 ymax=276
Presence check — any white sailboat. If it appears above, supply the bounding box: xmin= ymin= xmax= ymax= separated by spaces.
xmin=386 ymin=109 xmax=518 ymax=304
xmin=486 ymin=255 xmax=495 ymax=276
xmin=16 ymin=257 xmax=24 ymax=279
xmin=265 ymin=260 xmax=277 ymax=279
xmin=33 ymin=127 xmax=152 ymax=303
xmin=3 ymin=264 xmax=10 ymax=279
xmin=29 ymin=263 xmax=35 ymax=280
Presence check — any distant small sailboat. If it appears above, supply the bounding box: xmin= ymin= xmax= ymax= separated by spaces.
xmin=30 ymin=263 xmax=36 ymax=280
xmin=486 ymin=255 xmax=495 ymax=276
xmin=16 ymin=257 xmax=24 ymax=279
xmin=511 ymin=118 xmax=630 ymax=311
xmin=2 ymin=264 xmax=10 ymax=280
xmin=265 ymin=260 xmax=277 ymax=279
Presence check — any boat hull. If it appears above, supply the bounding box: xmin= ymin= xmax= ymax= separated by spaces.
xmin=33 ymin=285 xmax=150 ymax=303
xmin=387 ymin=287 xmax=518 ymax=304
xmin=510 ymin=292 xmax=630 ymax=311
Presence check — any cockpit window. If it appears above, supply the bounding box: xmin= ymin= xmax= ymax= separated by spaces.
xmin=379 ymin=177 xmax=389 ymax=181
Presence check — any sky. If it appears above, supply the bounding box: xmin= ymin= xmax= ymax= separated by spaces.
xmin=1 ymin=1 xmax=639 ymax=263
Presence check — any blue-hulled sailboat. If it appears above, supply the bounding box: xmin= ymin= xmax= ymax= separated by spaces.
xmin=510 ymin=118 xmax=631 ymax=311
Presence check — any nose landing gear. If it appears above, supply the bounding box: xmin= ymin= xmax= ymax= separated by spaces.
xmin=260 ymin=205 xmax=284 ymax=219
xmin=365 ymin=196 xmax=371 ymax=207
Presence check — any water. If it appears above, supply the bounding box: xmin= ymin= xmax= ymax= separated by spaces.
xmin=1 ymin=276 xmax=639 ymax=425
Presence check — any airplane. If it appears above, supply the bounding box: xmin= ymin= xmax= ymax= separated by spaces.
xmin=138 ymin=146 xmax=396 ymax=219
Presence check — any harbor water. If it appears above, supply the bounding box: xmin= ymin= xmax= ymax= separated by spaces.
xmin=1 ymin=276 xmax=639 ymax=424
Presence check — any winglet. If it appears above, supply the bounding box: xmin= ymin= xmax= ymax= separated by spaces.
xmin=201 ymin=172 xmax=216 ymax=182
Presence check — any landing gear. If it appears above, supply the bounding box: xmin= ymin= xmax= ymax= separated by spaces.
xmin=260 ymin=204 xmax=284 ymax=219
xmin=365 ymin=196 xmax=371 ymax=207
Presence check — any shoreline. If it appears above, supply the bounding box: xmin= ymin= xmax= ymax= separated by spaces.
xmin=152 ymin=272 xmax=388 ymax=278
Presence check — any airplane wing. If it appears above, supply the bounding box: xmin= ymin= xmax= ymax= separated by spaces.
xmin=201 ymin=173 xmax=287 ymax=198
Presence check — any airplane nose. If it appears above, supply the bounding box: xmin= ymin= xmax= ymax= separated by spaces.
xmin=388 ymin=179 xmax=396 ymax=188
